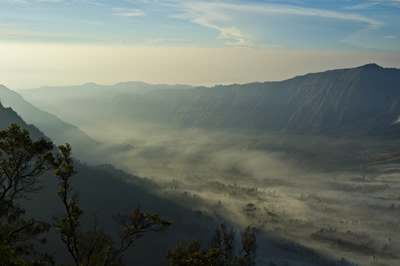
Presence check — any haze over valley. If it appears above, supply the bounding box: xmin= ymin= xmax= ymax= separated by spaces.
xmin=2 ymin=0 xmax=400 ymax=265
xmin=1 ymin=64 xmax=399 ymax=265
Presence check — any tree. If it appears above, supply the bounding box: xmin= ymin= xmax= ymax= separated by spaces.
xmin=53 ymin=144 xmax=173 ymax=266
xmin=0 ymin=124 xmax=173 ymax=265
xmin=235 ymin=227 xmax=257 ymax=266
xmin=167 ymin=223 xmax=257 ymax=266
xmin=0 ymin=124 xmax=53 ymax=213
xmin=209 ymin=223 xmax=236 ymax=264
xmin=0 ymin=124 xmax=54 ymax=264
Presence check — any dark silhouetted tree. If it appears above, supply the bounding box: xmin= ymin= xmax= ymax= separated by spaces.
xmin=236 ymin=226 xmax=257 ymax=266
xmin=0 ymin=124 xmax=172 ymax=265
xmin=168 ymin=223 xmax=257 ymax=266
xmin=0 ymin=124 xmax=54 ymax=264
xmin=53 ymin=143 xmax=173 ymax=266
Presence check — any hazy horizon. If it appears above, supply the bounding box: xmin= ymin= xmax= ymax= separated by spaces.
xmin=1 ymin=0 xmax=400 ymax=90
xmin=3 ymin=57 xmax=400 ymax=91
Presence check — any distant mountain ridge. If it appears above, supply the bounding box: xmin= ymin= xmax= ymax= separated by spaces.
xmin=27 ymin=81 xmax=192 ymax=98
xmin=0 ymin=102 xmax=45 ymax=140
xmin=0 ymin=84 xmax=100 ymax=161
xmin=20 ymin=64 xmax=400 ymax=137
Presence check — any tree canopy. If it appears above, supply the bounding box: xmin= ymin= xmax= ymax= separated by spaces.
xmin=0 ymin=124 xmax=256 ymax=265
xmin=0 ymin=124 xmax=173 ymax=265
xmin=168 ymin=223 xmax=257 ymax=266
xmin=0 ymin=124 xmax=54 ymax=264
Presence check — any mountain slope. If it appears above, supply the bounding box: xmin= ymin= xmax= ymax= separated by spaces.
xmin=20 ymin=81 xmax=192 ymax=126
xmin=130 ymin=63 xmax=400 ymax=135
xmin=280 ymin=63 xmax=400 ymax=134
xmin=0 ymin=84 xmax=100 ymax=161
xmin=0 ymin=102 xmax=46 ymax=140
xmin=0 ymin=101 xmax=220 ymax=265
xmin=20 ymin=64 xmax=400 ymax=137
xmin=3 ymin=103 xmax=339 ymax=266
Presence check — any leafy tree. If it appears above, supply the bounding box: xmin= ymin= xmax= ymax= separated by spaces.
xmin=0 ymin=124 xmax=54 ymax=264
xmin=0 ymin=124 xmax=53 ymax=212
xmin=210 ymin=223 xmax=236 ymax=264
xmin=0 ymin=243 xmax=26 ymax=266
xmin=235 ymin=227 xmax=257 ymax=266
xmin=0 ymin=124 xmax=172 ymax=265
xmin=167 ymin=240 xmax=205 ymax=266
xmin=53 ymin=144 xmax=173 ymax=266
xmin=167 ymin=223 xmax=257 ymax=266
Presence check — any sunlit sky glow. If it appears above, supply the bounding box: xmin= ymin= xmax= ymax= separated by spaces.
xmin=1 ymin=0 xmax=400 ymax=89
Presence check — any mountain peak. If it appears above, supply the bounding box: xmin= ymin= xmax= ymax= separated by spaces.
xmin=359 ymin=63 xmax=382 ymax=69
xmin=83 ymin=82 xmax=100 ymax=87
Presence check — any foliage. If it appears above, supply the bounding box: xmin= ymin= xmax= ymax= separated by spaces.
xmin=167 ymin=223 xmax=257 ymax=266
xmin=0 ymin=124 xmax=54 ymax=264
xmin=0 ymin=124 xmax=53 ymax=211
xmin=0 ymin=243 xmax=25 ymax=265
xmin=53 ymin=143 xmax=173 ymax=266
xmin=0 ymin=124 xmax=173 ymax=265
xmin=236 ymin=227 xmax=257 ymax=266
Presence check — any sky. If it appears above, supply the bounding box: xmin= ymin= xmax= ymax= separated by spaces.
xmin=0 ymin=0 xmax=400 ymax=89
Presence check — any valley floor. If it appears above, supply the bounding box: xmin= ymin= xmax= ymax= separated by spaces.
xmin=80 ymin=124 xmax=400 ymax=266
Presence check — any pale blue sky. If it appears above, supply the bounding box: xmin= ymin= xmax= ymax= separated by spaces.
xmin=1 ymin=0 xmax=400 ymax=49
xmin=1 ymin=0 xmax=400 ymax=89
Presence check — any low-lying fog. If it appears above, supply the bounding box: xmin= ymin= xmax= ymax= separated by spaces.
xmin=83 ymin=122 xmax=400 ymax=266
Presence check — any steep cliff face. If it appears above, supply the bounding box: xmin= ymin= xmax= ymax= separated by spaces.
xmin=273 ymin=64 xmax=400 ymax=134
xmin=18 ymin=64 xmax=400 ymax=136
xmin=107 ymin=64 xmax=400 ymax=135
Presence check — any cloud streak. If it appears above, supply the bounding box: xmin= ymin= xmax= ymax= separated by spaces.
xmin=8 ymin=0 xmax=106 ymax=4
xmin=0 ymin=23 xmax=48 ymax=39
xmin=112 ymin=8 xmax=145 ymax=17
xmin=1 ymin=0 xmax=395 ymax=50
xmin=344 ymin=0 xmax=400 ymax=9
xmin=9 ymin=0 xmax=65 ymax=3
xmin=139 ymin=0 xmax=384 ymax=46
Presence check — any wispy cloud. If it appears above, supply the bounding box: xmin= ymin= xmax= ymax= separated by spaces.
xmin=186 ymin=14 xmax=250 ymax=46
xmin=112 ymin=7 xmax=145 ymax=17
xmin=81 ymin=20 xmax=104 ymax=25
xmin=160 ymin=1 xmax=384 ymax=46
xmin=9 ymin=0 xmax=106 ymax=4
xmin=2 ymin=0 xmax=393 ymax=50
xmin=81 ymin=0 xmax=106 ymax=6
xmin=0 ymin=23 xmax=51 ymax=39
xmin=383 ymin=35 xmax=397 ymax=39
xmin=10 ymin=0 xmax=65 ymax=3
xmin=8 ymin=0 xmax=107 ymax=4
xmin=0 ymin=22 xmax=110 ymax=42
xmin=344 ymin=2 xmax=379 ymax=10
xmin=345 ymin=0 xmax=400 ymax=9
xmin=377 ymin=0 xmax=400 ymax=7
xmin=142 ymin=37 xmax=191 ymax=45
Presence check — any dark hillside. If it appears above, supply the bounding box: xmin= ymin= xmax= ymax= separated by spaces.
xmin=0 ymin=101 xmax=45 ymax=140
xmin=0 ymin=84 xmax=100 ymax=161
xmin=21 ymin=64 xmax=400 ymax=137
xmin=0 ymin=103 xmax=217 ymax=265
